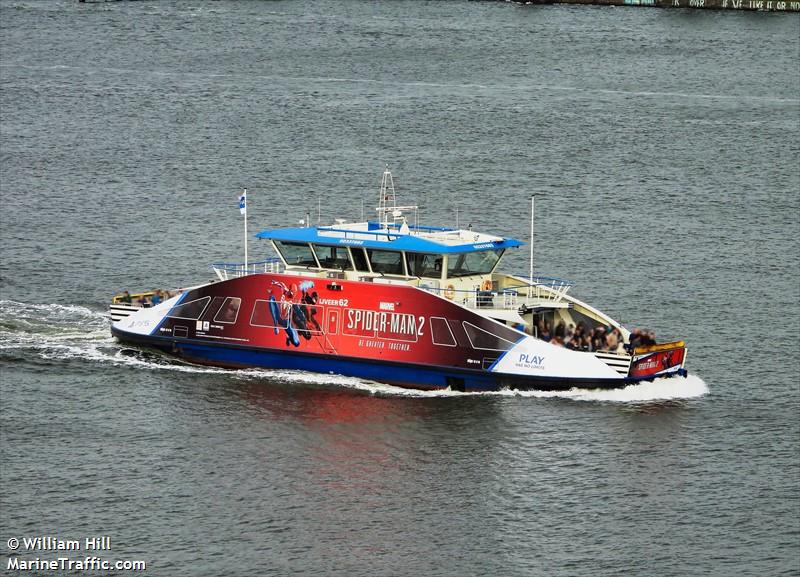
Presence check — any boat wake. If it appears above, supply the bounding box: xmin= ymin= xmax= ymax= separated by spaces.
xmin=0 ymin=300 xmax=708 ymax=403
xmin=341 ymin=373 xmax=710 ymax=402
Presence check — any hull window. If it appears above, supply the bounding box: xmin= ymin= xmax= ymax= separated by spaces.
xmin=250 ymin=299 xmax=290 ymax=329
xmin=213 ymin=297 xmax=242 ymax=324
xmin=168 ymin=297 xmax=211 ymax=321
xmin=250 ymin=298 xmax=324 ymax=334
xmin=462 ymin=321 xmax=516 ymax=351
xmin=430 ymin=316 xmax=457 ymax=347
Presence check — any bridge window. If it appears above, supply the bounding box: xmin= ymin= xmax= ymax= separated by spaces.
xmin=368 ymin=249 xmax=405 ymax=275
xmin=351 ymin=248 xmax=370 ymax=272
xmin=406 ymin=253 xmax=442 ymax=278
xmin=274 ymin=241 xmax=319 ymax=268
xmin=312 ymin=244 xmax=353 ymax=270
xmin=168 ymin=296 xmax=211 ymax=320
xmin=447 ymin=249 xmax=503 ymax=278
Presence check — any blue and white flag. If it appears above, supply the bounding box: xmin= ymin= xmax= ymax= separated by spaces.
xmin=238 ymin=190 xmax=247 ymax=215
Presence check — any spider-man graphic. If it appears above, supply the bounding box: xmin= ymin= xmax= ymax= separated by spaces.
xmin=267 ymin=280 xmax=322 ymax=347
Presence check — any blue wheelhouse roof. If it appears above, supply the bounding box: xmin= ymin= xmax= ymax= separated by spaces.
xmin=255 ymin=223 xmax=524 ymax=254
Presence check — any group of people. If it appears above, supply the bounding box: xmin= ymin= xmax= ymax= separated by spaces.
xmin=536 ymin=319 xmax=657 ymax=354
xmin=118 ymin=289 xmax=170 ymax=307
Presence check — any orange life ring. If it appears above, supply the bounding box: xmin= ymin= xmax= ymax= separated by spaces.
xmin=444 ymin=284 xmax=455 ymax=300
xmin=481 ymin=279 xmax=493 ymax=291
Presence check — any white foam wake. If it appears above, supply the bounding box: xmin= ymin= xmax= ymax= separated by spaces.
xmin=497 ymin=373 xmax=709 ymax=402
xmin=335 ymin=373 xmax=710 ymax=401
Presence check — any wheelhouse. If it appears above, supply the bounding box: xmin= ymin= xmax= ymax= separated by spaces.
xmin=257 ymin=221 xmax=521 ymax=288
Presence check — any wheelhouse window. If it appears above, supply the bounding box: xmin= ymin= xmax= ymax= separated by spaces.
xmin=351 ymin=248 xmax=370 ymax=272
xmin=368 ymin=249 xmax=405 ymax=275
xmin=313 ymin=244 xmax=353 ymax=270
xmin=406 ymin=253 xmax=442 ymax=278
xmin=447 ymin=249 xmax=504 ymax=278
xmin=274 ymin=241 xmax=319 ymax=268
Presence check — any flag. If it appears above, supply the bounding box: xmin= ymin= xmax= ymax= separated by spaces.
xmin=239 ymin=190 xmax=247 ymax=215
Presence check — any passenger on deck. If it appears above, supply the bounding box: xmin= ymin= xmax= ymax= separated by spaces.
xmin=554 ymin=321 xmax=566 ymax=340
xmin=120 ymin=291 xmax=132 ymax=304
xmin=136 ymin=294 xmax=150 ymax=307
xmin=591 ymin=326 xmax=606 ymax=351
xmin=564 ymin=323 xmax=575 ymax=344
xmin=606 ymin=327 xmax=621 ymax=352
xmin=150 ymin=290 xmax=162 ymax=306
xmin=566 ymin=333 xmax=583 ymax=351
xmin=628 ymin=328 xmax=657 ymax=350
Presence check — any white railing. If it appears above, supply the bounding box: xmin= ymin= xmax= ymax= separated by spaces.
xmin=211 ymin=258 xmax=284 ymax=281
xmin=420 ymin=275 xmax=574 ymax=311
xmin=507 ymin=275 xmax=573 ymax=305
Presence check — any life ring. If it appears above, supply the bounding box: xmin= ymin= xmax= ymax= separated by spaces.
xmin=444 ymin=284 xmax=455 ymax=300
xmin=481 ymin=279 xmax=493 ymax=291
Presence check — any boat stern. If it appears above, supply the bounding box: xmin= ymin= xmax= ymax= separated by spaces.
xmin=629 ymin=341 xmax=687 ymax=379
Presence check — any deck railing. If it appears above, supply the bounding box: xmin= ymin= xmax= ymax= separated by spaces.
xmin=507 ymin=275 xmax=574 ymax=304
xmin=211 ymin=258 xmax=284 ymax=281
xmin=420 ymin=275 xmax=573 ymax=311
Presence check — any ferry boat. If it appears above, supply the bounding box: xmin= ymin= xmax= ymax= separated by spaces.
xmin=110 ymin=168 xmax=687 ymax=392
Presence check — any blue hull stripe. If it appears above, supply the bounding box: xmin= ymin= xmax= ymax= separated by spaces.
xmin=112 ymin=327 xmax=682 ymax=392
xmin=178 ymin=341 xmax=499 ymax=391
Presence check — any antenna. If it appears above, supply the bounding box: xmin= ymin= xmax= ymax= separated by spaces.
xmin=529 ymin=196 xmax=534 ymax=299
xmin=377 ymin=164 xmax=396 ymax=225
xmin=375 ymin=165 xmax=418 ymax=228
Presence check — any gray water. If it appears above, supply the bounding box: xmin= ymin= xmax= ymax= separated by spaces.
xmin=1 ymin=1 xmax=799 ymax=575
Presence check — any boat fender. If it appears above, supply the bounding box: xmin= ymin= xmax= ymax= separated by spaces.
xmin=444 ymin=284 xmax=455 ymax=300
xmin=481 ymin=279 xmax=493 ymax=291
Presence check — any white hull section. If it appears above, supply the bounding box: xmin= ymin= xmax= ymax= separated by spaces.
xmin=492 ymin=337 xmax=624 ymax=380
